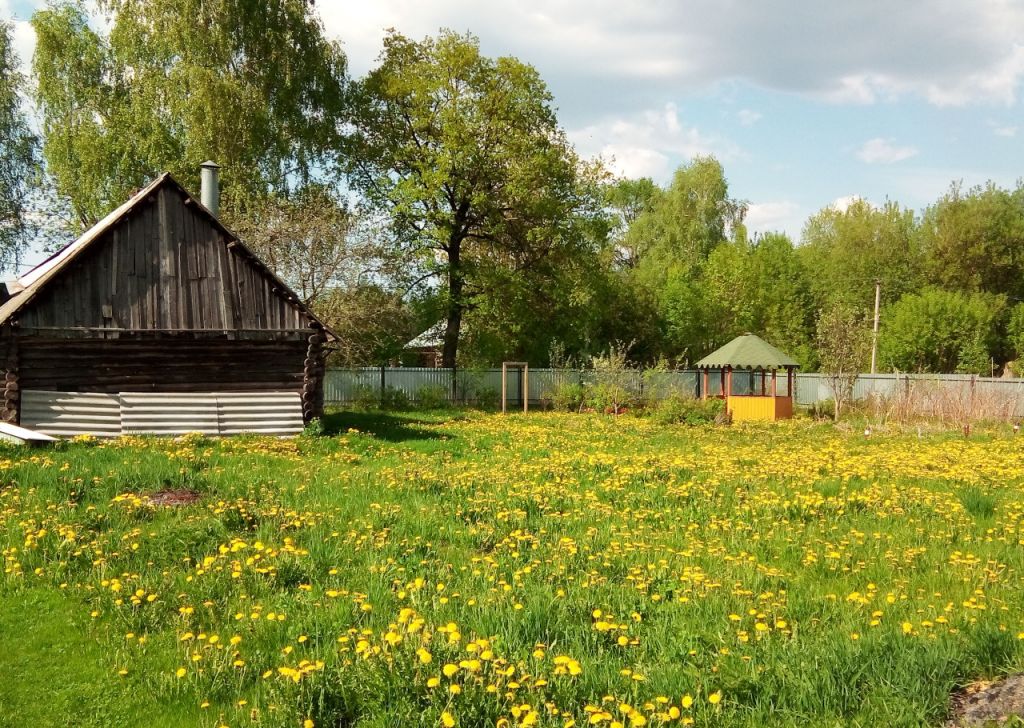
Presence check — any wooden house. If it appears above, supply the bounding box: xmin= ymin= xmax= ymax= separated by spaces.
xmin=0 ymin=166 xmax=333 ymax=437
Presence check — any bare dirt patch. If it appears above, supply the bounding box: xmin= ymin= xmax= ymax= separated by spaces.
xmin=146 ymin=488 xmax=201 ymax=507
xmin=948 ymin=675 xmax=1024 ymax=726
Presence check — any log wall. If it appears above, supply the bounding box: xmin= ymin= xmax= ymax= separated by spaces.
xmin=15 ymin=337 xmax=309 ymax=395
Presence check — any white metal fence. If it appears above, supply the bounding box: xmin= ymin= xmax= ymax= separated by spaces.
xmin=793 ymin=373 xmax=1024 ymax=417
xmin=324 ymin=368 xmax=701 ymax=405
xmin=324 ymin=368 xmax=1024 ymax=417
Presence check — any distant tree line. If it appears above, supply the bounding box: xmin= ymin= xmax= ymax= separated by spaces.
xmin=3 ymin=4 xmax=1024 ymax=374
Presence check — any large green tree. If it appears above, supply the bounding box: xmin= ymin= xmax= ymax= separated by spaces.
xmin=347 ymin=30 xmax=601 ymax=367
xmin=918 ymin=181 xmax=1024 ymax=301
xmin=703 ymin=232 xmax=816 ymax=367
xmin=798 ymin=198 xmax=922 ymax=313
xmin=32 ymin=0 xmax=347 ymax=227
xmin=0 ymin=21 xmax=38 ymax=269
xmin=878 ymin=288 xmax=1006 ymax=374
xmin=620 ymin=157 xmax=746 ymax=361
xmin=604 ymin=177 xmax=659 ymax=269
xmin=626 ymin=156 xmax=745 ymax=282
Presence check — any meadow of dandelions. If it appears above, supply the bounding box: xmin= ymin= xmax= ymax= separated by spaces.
xmin=2 ymin=412 xmax=1024 ymax=727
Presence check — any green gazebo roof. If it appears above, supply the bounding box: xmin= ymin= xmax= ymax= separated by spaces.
xmin=695 ymin=333 xmax=799 ymax=370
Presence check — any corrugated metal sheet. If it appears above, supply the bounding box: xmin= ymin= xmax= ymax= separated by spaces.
xmin=325 ymin=368 xmax=1024 ymax=417
xmin=21 ymin=390 xmax=122 ymax=437
xmin=21 ymin=390 xmax=304 ymax=438
xmin=324 ymin=368 xmax=699 ymax=405
xmin=216 ymin=392 xmax=304 ymax=436
xmin=794 ymin=373 xmax=1024 ymax=417
xmin=120 ymin=392 xmax=220 ymax=436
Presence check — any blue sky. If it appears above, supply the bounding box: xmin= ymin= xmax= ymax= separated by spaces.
xmin=3 ymin=0 xmax=1023 ymax=241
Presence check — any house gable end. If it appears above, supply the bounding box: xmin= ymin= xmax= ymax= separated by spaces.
xmin=13 ymin=180 xmax=317 ymax=335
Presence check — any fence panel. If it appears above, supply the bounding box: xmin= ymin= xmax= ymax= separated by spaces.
xmin=324 ymin=368 xmax=1024 ymax=416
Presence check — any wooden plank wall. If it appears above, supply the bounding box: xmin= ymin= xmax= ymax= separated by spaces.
xmin=18 ymin=338 xmax=308 ymax=394
xmin=18 ymin=186 xmax=306 ymax=332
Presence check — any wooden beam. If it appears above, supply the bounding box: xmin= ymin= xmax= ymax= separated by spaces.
xmin=523 ymin=365 xmax=529 ymax=413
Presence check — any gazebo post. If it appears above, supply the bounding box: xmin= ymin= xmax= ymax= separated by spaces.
xmin=771 ymin=369 xmax=777 ymax=397
xmin=702 ymin=369 xmax=708 ymax=401
xmin=725 ymin=367 xmax=732 ymax=403
xmin=720 ymin=368 xmax=726 ymax=400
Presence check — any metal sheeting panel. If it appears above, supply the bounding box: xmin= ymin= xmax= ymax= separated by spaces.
xmin=323 ymin=368 xmax=700 ymax=405
xmin=21 ymin=390 xmax=122 ymax=437
xmin=216 ymin=392 xmax=304 ymax=436
xmin=120 ymin=392 xmax=220 ymax=436
xmin=20 ymin=390 xmax=304 ymax=438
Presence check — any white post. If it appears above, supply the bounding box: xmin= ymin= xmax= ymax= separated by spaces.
xmin=523 ymin=365 xmax=529 ymax=413
xmin=501 ymin=363 xmax=507 ymax=414
xmin=870 ymin=279 xmax=881 ymax=374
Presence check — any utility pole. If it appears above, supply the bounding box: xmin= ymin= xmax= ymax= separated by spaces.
xmin=870 ymin=279 xmax=881 ymax=374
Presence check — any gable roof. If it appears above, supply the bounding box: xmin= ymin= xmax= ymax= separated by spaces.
xmin=405 ymin=319 xmax=446 ymax=349
xmin=695 ymin=333 xmax=799 ymax=370
xmin=0 ymin=173 xmax=335 ymax=340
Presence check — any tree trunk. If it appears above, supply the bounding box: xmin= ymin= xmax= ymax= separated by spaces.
xmin=441 ymin=239 xmax=463 ymax=368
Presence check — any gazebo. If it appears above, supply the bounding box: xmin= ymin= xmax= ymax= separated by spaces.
xmin=695 ymin=333 xmax=799 ymax=422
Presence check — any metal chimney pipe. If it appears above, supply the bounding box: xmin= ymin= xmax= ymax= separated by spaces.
xmin=200 ymin=160 xmax=220 ymax=217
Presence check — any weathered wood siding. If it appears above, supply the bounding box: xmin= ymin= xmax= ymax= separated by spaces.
xmin=17 ymin=338 xmax=308 ymax=394
xmin=18 ymin=186 xmax=307 ymax=332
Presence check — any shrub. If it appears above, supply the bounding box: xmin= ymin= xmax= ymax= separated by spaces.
xmin=416 ymin=384 xmax=451 ymax=410
xmin=641 ymin=360 xmax=695 ymax=410
xmin=380 ymin=385 xmax=411 ymax=410
xmin=302 ymin=417 xmax=325 ymax=437
xmin=1009 ymin=303 xmax=1024 ymax=362
xmin=807 ymin=398 xmax=836 ymax=421
xmin=878 ymin=287 xmax=1006 ymax=375
xmin=474 ymin=388 xmax=500 ymax=411
xmin=350 ymin=384 xmax=380 ymax=410
xmin=587 ymin=344 xmax=638 ymax=414
xmin=547 ymin=379 xmax=588 ymax=412
xmin=651 ymin=394 xmax=724 ymax=425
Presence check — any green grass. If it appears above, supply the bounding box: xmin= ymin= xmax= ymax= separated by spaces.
xmin=1 ymin=410 xmax=1023 ymax=727
xmin=0 ymin=587 xmax=197 ymax=728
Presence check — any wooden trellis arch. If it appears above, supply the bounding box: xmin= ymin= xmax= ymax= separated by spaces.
xmin=501 ymin=362 xmax=529 ymax=413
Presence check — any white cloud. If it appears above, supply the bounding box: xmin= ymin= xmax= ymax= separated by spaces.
xmin=923 ymin=44 xmax=1024 ymax=107
xmin=991 ymin=123 xmax=1018 ymax=137
xmin=830 ymin=195 xmax=867 ymax=213
xmin=856 ymin=138 xmax=919 ymax=164
xmin=568 ymin=103 xmax=740 ymax=180
xmin=746 ymin=201 xmax=801 ymax=236
xmin=0 ymin=0 xmax=38 ymax=77
xmin=9 ymin=20 xmax=37 ymax=76
xmin=318 ymin=1 xmax=1024 ymax=113
xmin=737 ymin=109 xmax=762 ymax=126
